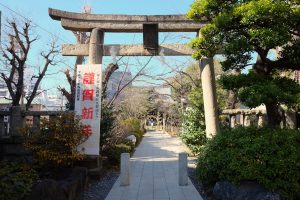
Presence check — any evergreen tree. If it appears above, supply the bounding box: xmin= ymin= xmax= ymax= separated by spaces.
xmin=188 ymin=0 xmax=300 ymax=126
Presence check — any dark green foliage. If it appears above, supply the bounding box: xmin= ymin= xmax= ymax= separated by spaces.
xmin=197 ymin=126 xmax=300 ymax=199
xmin=188 ymin=0 xmax=299 ymax=68
xmin=0 ymin=161 xmax=38 ymax=200
xmin=100 ymin=106 xmax=115 ymax=149
xmin=181 ymin=88 xmax=206 ymax=154
xmin=106 ymin=143 xmax=134 ymax=165
xmin=220 ymin=72 xmax=300 ymax=108
xmin=188 ymin=0 xmax=300 ymax=126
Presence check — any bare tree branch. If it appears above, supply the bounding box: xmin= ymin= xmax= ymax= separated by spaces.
xmin=25 ymin=41 xmax=60 ymax=110
xmin=102 ymin=63 xmax=119 ymax=99
xmin=106 ymin=56 xmax=153 ymax=108
xmin=0 ymin=18 xmax=37 ymax=107
xmin=58 ymin=30 xmax=90 ymax=110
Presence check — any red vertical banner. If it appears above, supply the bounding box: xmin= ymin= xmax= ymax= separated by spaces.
xmin=75 ymin=64 xmax=101 ymax=155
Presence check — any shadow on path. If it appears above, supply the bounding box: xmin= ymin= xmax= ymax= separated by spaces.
xmin=105 ymin=131 xmax=204 ymax=200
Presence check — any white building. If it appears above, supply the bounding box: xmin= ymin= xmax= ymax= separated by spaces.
xmin=106 ymin=71 xmax=132 ymax=100
xmin=43 ymin=93 xmax=67 ymax=111
xmin=152 ymin=85 xmax=175 ymax=104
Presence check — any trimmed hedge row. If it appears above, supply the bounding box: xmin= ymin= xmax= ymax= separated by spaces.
xmin=197 ymin=126 xmax=300 ymax=199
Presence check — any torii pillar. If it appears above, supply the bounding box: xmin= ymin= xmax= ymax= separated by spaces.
xmin=88 ymin=28 xmax=104 ymax=167
xmin=200 ymin=57 xmax=220 ymax=138
xmin=89 ymin=28 xmax=104 ymax=64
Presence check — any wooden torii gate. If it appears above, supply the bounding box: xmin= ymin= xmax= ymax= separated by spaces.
xmin=49 ymin=8 xmax=219 ymax=138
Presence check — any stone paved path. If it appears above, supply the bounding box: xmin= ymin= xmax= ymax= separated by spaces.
xmin=105 ymin=131 xmax=203 ymax=200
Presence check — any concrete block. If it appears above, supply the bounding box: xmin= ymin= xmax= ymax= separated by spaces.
xmin=120 ymin=153 xmax=130 ymax=186
xmin=179 ymin=153 xmax=188 ymax=186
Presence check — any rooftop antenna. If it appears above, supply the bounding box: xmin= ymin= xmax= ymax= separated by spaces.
xmin=82 ymin=0 xmax=92 ymax=14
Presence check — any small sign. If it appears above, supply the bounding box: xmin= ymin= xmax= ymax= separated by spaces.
xmin=75 ymin=64 xmax=101 ymax=155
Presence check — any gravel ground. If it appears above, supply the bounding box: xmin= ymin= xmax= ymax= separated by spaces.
xmin=188 ymin=157 xmax=215 ymax=200
xmin=79 ymin=171 xmax=119 ymax=200
xmin=188 ymin=166 xmax=216 ymax=200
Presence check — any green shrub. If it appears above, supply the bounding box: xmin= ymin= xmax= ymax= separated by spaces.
xmin=197 ymin=126 xmax=300 ymax=199
xmin=100 ymin=106 xmax=115 ymax=149
xmin=181 ymin=107 xmax=206 ymax=154
xmin=122 ymin=118 xmax=144 ymax=145
xmin=181 ymin=88 xmax=206 ymax=154
xmin=0 ymin=161 xmax=38 ymax=200
xmin=106 ymin=143 xmax=133 ymax=165
xmin=22 ymin=112 xmax=88 ymax=167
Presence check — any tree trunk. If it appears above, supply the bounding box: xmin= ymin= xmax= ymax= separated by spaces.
xmin=226 ymin=70 xmax=240 ymax=109
xmin=102 ymin=63 xmax=119 ymax=100
xmin=226 ymin=90 xmax=238 ymax=109
xmin=265 ymin=102 xmax=282 ymax=127
xmin=253 ymin=55 xmax=283 ymax=127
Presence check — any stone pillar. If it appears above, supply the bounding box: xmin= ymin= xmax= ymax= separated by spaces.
xmin=89 ymin=28 xmax=104 ymax=64
xmin=230 ymin=115 xmax=236 ymax=128
xmin=120 ymin=153 xmax=130 ymax=186
xmin=179 ymin=153 xmax=188 ymax=186
xmin=257 ymin=114 xmax=264 ymax=127
xmin=88 ymin=28 xmax=104 ymax=167
xmin=244 ymin=115 xmax=251 ymax=127
xmin=10 ymin=106 xmax=24 ymax=136
xmin=200 ymin=57 xmax=219 ymax=138
xmin=240 ymin=113 xmax=244 ymax=126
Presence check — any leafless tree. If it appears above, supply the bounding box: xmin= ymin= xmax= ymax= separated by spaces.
xmin=58 ymin=31 xmax=89 ymax=110
xmin=115 ymin=86 xmax=151 ymax=120
xmin=104 ymin=56 xmax=153 ymax=109
xmin=103 ymin=32 xmax=192 ymax=109
xmin=0 ymin=18 xmax=60 ymax=110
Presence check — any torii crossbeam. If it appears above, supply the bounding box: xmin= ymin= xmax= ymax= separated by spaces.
xmin=49 ymin=8 xmax=209 ymax=57
xmin=49 ymin=8 xmax=207 ymax=32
